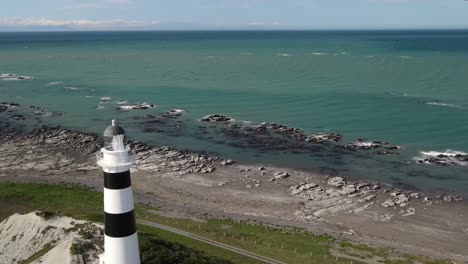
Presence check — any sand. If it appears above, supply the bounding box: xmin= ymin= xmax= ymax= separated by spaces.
xmin=0 ymin=212 xmax=101 ymax=264
xmin=0 ymin=126 xmax=467 ymax=262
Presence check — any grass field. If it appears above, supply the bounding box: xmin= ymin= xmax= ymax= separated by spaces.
xmin=0 ymin=182 xmax=450 ymax=264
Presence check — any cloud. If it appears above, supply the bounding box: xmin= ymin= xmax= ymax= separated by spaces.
xmin=0 ymin=18 xmax=159 ymax=30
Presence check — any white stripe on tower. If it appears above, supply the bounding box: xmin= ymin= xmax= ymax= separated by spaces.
xmin=98 ymin=120 xmax=140 ymax=264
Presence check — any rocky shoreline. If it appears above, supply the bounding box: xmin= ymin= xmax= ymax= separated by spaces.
xmin=0 ymin=118 xmax=467 ymax=262
xmin=3 ymin=99 xmax=468 ymax=168
xmin=0 ymin=102 xmax=465 ymax=201
xmin=0 ymin=122 xmax=463 ymax=206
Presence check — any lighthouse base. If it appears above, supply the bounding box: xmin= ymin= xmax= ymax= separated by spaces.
xmin=103 ymin=233 xmax=140 ymax=264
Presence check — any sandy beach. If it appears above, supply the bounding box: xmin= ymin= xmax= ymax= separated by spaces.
xmin=0 ymin=125 xmax=467 ymax=263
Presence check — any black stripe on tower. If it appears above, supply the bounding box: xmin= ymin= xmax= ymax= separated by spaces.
xmin=105 ymin=211 xmax=137 ymax=237
xmin=104 ymin=171 xmax=131 ymax=189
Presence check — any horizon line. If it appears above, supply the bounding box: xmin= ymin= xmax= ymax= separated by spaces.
xmin=1 ymin=28 xmax=468 ymax=33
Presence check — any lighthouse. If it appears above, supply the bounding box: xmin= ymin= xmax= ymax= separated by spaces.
xmin=97 ymin=120 xmax=140 ymax=264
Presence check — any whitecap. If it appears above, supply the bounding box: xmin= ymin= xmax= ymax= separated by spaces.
xmin=420 ymin=101 xmax=466 ymax=110
xmin=312 ymin=52 xmax=328 ymax=56
xmin=399 ymin=56 xmax=413 ymax=59
xmin=0 ymin=73 xmax=16 ymax=78
xmin=64 ymin=86 xmax=80 ymax=90
xmin=414 ymin=149 xmax=468 ymax=166
xmin=353 ymin=141 xmax=380 ymax=148
xmin=100 ymin=97 xmax=112 ymax=102
xmin=277 ymin=53 xmax=291 ymax=57
xmin=118 ymin=102 xmax=156 ymax=110
xmin=424 ymin=102 xmax=455 ymax=107
xmin=333 ymin=52 xmax=348 ymax=56
xmin=116 ymin=100 xmax=128 ymax=105
xmin=47 ymin=81 xmax=64 ymax=86
xmin=421 ymin=150 xmax=467 ymax=157
xmin=118 ymin=105 xmax=134 ymax=110
xmin=96 ymin=105 xmax=104 ymax=110
xmin=166 ymin=109 xmax=185 ymax=117
xmin=2 ymin=75 xmax=33 ymax=81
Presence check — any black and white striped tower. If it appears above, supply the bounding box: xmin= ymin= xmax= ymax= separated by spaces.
xmin=97 ymin=120 xmax=140 ymax=264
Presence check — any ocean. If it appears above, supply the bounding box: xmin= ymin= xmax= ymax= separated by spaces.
xmin=1 ymin=30 xmax=468 ymax=193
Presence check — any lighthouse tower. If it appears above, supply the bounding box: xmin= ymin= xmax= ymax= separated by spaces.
xmin=97 ymin=120 xmax=140 ymax=264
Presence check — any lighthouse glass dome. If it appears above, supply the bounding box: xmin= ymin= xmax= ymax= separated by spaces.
xmin=103 ymin=120 xmax=127 ymax=151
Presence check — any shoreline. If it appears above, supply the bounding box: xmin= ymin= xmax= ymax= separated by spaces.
xmin=0 ymin=124 xmax=467 ymax=262
xmin=2 ymin=100 xmax=468 ymax=196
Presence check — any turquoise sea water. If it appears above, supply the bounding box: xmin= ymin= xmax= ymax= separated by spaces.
xmin=1 ymin=30 xmax=467 ymax=193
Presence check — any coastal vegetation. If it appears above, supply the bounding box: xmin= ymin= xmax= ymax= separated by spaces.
xmin=0 ymin=182 xmax=450 ymax=264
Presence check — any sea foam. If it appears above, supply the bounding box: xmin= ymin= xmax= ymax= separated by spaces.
xmin=414 ymin=149 xmax=468 ymax=166
xmin=421 ymin=101 xmax=466 ymax=110
xmin=0 ymin=73 xmax=33 ymax=80
xmin=47 ymin=81 xmax=64 ymax=86
xmin=64 ymin=87 xmax=80 ymax=90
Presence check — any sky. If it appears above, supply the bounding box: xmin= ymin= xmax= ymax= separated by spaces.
xmin=0 ymin=0 xmax=467 ymax=31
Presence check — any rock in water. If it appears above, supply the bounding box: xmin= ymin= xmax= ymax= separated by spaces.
xmin=201 ymin=114 xmax=234 ymax=122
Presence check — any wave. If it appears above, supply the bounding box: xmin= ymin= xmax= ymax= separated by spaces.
xmin=312 ymin=52 xmax=327 ymax=56
xmin=0 ymin=73 xmax=15 ymax=78
xmin=277 ymin=53 xmax=291 ymax=57
xmin=166 ymin=109 xmax=185 ymax=117
xmin=385 ymin=92 xmax=466 ymax=110
xmin=0 ymin=73 xmax=33 ymax=81
xmin=333 ymin=52 xmax=348 ymax=56
xmin=399 ymin=56 xmax=413 ymax=59
xmin=421 ymin=150 xmax=467 ymax=157
xmin=424 ymin=102 xmax=457 ymax=107
xmin=64 ymin=87 xmax=80 ymax=90
xmin=419 ymin=101 xmax=467 ymax=110
xmin=414 ymin=149 xmax=468 ymax=166
xmin=118 ymin=102 xmax=156 ymax=110
xmin=47 ymin=81 xmax=64 ymax=86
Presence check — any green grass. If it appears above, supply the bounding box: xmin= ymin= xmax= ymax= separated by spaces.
xmin=0 ymin=182 xmax=102 ymax=222
xmin=137 ymin=205 xmax=349 ymax=264
xmin=336 ymin=241 xmax=451 ymax=264
xmin=0 ymin=181 xmax=452 ymax=264
xmin=138 ymin=224 xmax=261 ymax=264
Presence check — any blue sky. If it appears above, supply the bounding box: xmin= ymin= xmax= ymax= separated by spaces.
xmin=0 ymin=0 xmax=467 ymax=31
